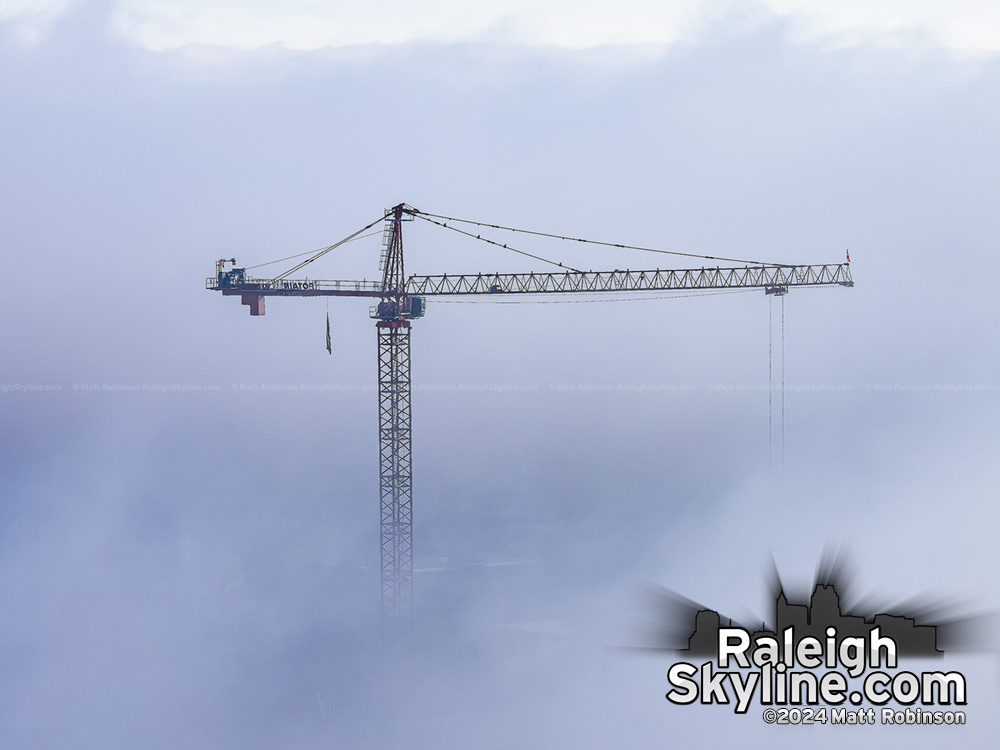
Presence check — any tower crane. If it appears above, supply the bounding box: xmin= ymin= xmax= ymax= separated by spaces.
xmin=207 ymin=202 xmax=854 ymax=657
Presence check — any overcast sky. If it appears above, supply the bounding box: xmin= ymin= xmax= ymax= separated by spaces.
xmin=4 ymin=0 xmax=1000 ymax=50
xmin=1 ymin=1 xmax=998 ymax=748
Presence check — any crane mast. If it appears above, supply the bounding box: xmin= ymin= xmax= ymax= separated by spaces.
xmin=207 ymin=203 xmax=853 ymax=656
xmin=374 ymin=205 xmax=417 ymax=657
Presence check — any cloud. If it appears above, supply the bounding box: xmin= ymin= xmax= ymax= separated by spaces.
xmin=11 ymin=1 xmax=1000 ymax=51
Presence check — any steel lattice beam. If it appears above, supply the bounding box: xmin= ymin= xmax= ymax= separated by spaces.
xmin=406 ymin=263 xmax=854 ymax=296
xmin=377 ymin=319 xmax=413 ymax=656
xmin=209 ymin=262 xmax=853 ymax=299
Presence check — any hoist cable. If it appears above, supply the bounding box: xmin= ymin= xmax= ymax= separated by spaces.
xmin=781 ymin=295 xmax=785 ymax=499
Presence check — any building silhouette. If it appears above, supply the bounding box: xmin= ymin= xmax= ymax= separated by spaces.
xmin=683 ymin=583 xmax=940 ymax=659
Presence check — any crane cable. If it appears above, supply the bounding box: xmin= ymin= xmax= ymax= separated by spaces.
xmin=413 ymin=209 xmax=792 ymax=268
xmin=413 ymin=213 xmax=583 ymax=273
xmin=248 ymin=207 xmax=797 ymax=279
xmin=272 ymin=212 xmax=391 ymax=281
xmin=768 ymin=295 xmax=786 ymax=503
xmin=245 ymin=230 xmax=382 ymax=270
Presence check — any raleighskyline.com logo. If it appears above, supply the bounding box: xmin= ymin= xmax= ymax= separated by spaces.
xmin=649 ymin=558 xmax=985 ymax=726
xmin=667 ymin=584 xmax=965 ymax=718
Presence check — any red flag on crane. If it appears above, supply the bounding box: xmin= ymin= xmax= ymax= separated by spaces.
xmin=846 ymin=250 xmax=851 ymax=263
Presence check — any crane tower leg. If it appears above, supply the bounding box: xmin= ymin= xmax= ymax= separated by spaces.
xmin=377 ymin=319 xmax=413 ymax=656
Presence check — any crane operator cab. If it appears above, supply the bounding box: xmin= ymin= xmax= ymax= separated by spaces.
xmin=371 ymin=295 xmax=426 ymax=321
xmin=216 ymin=258 xmax=245 ymax=288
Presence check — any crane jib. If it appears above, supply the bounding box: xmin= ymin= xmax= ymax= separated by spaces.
xmin=208 ymin=262 xmax=853 ymax=314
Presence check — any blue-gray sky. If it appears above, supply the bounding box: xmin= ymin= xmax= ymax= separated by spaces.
xmin=1 ymin=1 xmax=998 ymax=747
